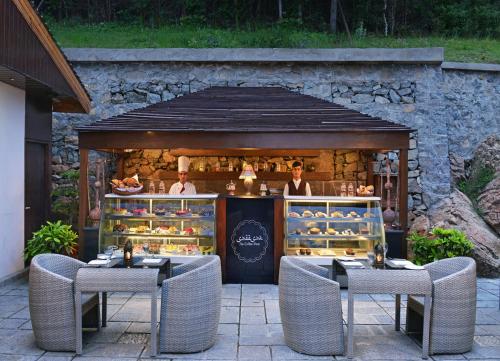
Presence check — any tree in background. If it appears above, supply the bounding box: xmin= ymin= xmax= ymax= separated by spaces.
xmin=30 ymin=0 xmax=500 ymax=38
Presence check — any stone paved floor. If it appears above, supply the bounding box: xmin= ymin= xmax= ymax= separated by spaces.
xmin=0 ymin=278 xmax=498 ymax=360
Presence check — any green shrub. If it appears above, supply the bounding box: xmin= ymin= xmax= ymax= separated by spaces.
xmin=409 ymin=227 xmax=474 ymax=265
xmin=458 ymin=165 xmax=495 ymax=208
xmin=24 ymin=221 xmax=78 ymax=262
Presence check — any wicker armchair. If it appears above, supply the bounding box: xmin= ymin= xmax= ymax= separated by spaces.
xmin=279 ymin=257 xmax=344 ymax=356
xmin=29 ymin=253 xmax=99 ymax=351
xmin=406 ymin=257 xmax=477 ymax=354
xmin=159 ymin=255 xmax=222 ymax=353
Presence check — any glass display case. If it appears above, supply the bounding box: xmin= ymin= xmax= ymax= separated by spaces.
xmin=99 ymin=194 xmax=218 ymax=263
xmin=284 ymin=196 xmax=385 ymax=265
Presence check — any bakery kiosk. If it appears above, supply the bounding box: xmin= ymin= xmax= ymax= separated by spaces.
xmin=78 ymin=87 xmax=412 ymax=285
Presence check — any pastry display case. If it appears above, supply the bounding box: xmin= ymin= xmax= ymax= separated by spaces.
xmin=99 ymin=194 xmax=218 ymax=264
xmin=284 ymin=196 xmax=385 ymax=265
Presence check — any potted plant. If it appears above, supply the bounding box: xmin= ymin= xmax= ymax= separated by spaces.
xmin=408 ymin=227 xmax=474 ymax=266
xmin=24 ymin=220 xmax=78 ymax=262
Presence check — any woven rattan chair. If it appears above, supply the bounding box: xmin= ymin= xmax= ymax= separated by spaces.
xmin=279 ymin=256 xmax=344 ymax=356
xmin=29 ymin=253 xmax=99 ymax=351
xmin=406 ymin=257 xmax=477 ymax=354
xmin=159 ymin=255 xmax=222 ymax=353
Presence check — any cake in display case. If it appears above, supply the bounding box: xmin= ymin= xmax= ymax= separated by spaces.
xmin=99 ymin=194 xmax=217 ymax=263
xmin=284 ymin=196 xmax=385 ymax=265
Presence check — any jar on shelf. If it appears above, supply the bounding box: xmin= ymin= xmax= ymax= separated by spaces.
xmin=348 ymin=182 xmax=355 ymax=197
xmin=158 ymin=181 xmax=166 ymax=194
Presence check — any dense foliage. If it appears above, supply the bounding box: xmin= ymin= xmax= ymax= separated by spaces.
xmin=24 ymin=220 xmax=78 ymax=261
xmin=33 ymin=0 xmax=499 ymax=38
xmin=458 ymin=165 xmax=495 ymax=210
xmin=409 ymin=227 xmax=474 ymax=265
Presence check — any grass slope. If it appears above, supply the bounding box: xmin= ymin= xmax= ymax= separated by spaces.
xmin=49 ymin=23 xmax=500 ymax=64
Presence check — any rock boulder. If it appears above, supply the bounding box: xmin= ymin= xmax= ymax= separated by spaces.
xmin=477 ymin=175 xmax=500 ymax=235
xmin=428 ymin=189 xmax=499 ymax=277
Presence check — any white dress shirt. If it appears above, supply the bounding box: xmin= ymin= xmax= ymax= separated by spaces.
xmin=168 ymin=181 xmax=197 ymax=195
xmin=283 ymin=179 xmax=312 ymax=196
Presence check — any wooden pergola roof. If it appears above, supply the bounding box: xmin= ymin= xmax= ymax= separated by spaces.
xmin=77 ymin=87 xmax=412 ymax=150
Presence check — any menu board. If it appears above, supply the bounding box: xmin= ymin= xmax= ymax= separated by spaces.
xmin=226 ymin=198 xmax=274 ymax=283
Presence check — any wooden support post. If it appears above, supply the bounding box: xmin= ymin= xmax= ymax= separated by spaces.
xmin=398 ymin=148 xmax=408 ymax=257
xmin=274 ymin=197 xmax=284 ymax=284
xmin=78 ymin=147 xmax=89 ymax=260
xmin=216 ymin=197 xmax=227 ymax=283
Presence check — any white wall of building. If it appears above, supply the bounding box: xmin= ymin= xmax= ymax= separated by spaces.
xmin=0 ymin=82 xmax=25 ymax=280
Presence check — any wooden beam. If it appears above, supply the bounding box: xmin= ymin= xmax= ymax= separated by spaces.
xmin=78 ymin=148 xmax=89 ymax=259
xmin=79 ymin=131 xmax=411 ymax=151
xmin=399 ymin=148 xmax=408 ymax=257
xmin=169 ymin=149 xmax=321 ymax=157
xmin=12 ymin=0 xmax=91 ymax=113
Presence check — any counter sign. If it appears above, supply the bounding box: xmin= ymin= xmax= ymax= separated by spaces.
xmin=230 ymin=219 xmax=269 ymax=263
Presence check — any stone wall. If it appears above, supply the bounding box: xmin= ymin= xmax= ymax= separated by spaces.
xmin=52 ymin=51 xmax=500 ymax=226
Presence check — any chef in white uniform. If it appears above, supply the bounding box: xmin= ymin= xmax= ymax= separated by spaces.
xmin=169 ymin=156 xmax=197 ymax=195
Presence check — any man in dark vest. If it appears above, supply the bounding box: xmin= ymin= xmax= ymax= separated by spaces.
xmin=283 ymin=161 xmax=312 ymax=196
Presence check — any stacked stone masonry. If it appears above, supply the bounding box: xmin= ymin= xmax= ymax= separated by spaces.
xmin=52 ymin=56 xmax=500 ymax=226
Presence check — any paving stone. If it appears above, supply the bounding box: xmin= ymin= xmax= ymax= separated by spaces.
xmin=79 ymin=343 xmax=144 ymax=358
xmin=241 ymin=298 xmax=264 ymax=306
xmin=239 ymin=324 xmax=285 ymax=346
xmin=477 ymin=301 xmax=499 ymax=308
xmin=0 ymin=330 xmax=44 ymax=356
xmin=264 ymin=299 xmax=281 ymax=324
xmin=217 ymin=323 xmax=239 ymax=336
xmin=238 ymin=345 xmax=271 ymax=360
xmin=127 ymin=322 xmax=152 ymax=334
xmin=240 ymin=307 xmax=266 ymax=324
xmin=73 ymin=357 xmax=138 ymax=361
xmin=370 ymin=294 xmax=395 ymax=302
xmin=474 ymin=336 xmax=500 ymax=347
xmin=271 ymin=345 xmax=334 ymax=360
xmin=477 ymin=292 xmax=499 ymax=301
xmin=476 ymin=325 xmax=500 ymax=336
xmin=9 ymin=307 xmax=30 ymax=320
xmin=118 ymin=332 xmax=150 ymax=344
xmin=222 ymin=298 xmax=240 ymax=306
xmin=83 ymin=321 xmax=130 ymax=344
xmin=19 ymin=320 xmax=32 ymax=330
xmin=159 ymin=335 xmax=238 ymax=359
xmin=463 ymin=342 xmax=500 ymax=358
xmin=37 ymin=356 xmax=74 ymax=361
xmin=106 ymin=297 xmax=130 ymax=305
xmin=0 ymin=355 xmax=39 ymax=361
xmin=348 ymin=334 xmax=423 ymax=360
xmin=476 ymin=310 xmax=500 ymax=325
xmin=5 ymin=289 xmax=29 ymax=297
xmin=222 ymin=285 xmax=241 ymax=299
xmin=220 ymin=306 xmax=240 ymax=324
xmin=0 ymin=318 xmax=26 ymax=329
xmin=242 ymin=284 xmax=279 ymax=300
xmin=431 ymin=355 xmax=466 ymax=360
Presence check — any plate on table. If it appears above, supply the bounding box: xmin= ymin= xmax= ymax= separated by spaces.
xmin=404 ymin=263 xmax=425 ymax=270
xmin=337 ymin=256 xmax=357 ymax=261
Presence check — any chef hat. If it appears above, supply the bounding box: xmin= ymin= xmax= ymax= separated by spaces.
xmin=178 ymin=156 xmax=190 ymax=173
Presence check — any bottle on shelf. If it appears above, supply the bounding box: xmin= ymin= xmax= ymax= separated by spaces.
xmin=340 ymin=182 xmax=347 ymax=197
xmin=148 ymin=180 xmax=155 ymax=194
xmin=228 ymin=160 xmax=233 ymax=172
xmin=253 ymin=158 xmax=259 ymax=172
xmin=124 ymin=240 xmax=133 ymax=267
xmin=215 ymin=161 xmax=221 ymax=172
xmin=374 ymin=241 xmax=385 ymax=268
xmin=348 ymin=182 xmax=355 ymax=197
xmin=158 ymin=181 xmax=166 ymax=194
xmin=263 ymin=160 xmax=268 ymax=172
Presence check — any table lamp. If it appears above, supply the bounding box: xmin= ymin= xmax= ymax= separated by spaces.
xmin=239 ymin=165 xmax=257 ymax=195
